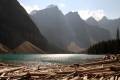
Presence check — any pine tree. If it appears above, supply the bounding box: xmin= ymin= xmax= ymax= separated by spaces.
xmin=116 ymin=27 xmax=120 ymax=51
xmin=116 ymin=27 xmax=120 ymax=40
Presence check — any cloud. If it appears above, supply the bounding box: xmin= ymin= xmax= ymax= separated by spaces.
xmin=20 ymin=3 xmax=40 ymax=13
xmin=59 ymin=3 xmax=65 ymax=8
xmin=78 ymin=10 xmax=105 ymax=21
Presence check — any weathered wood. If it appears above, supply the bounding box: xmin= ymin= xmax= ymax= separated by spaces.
xmin=0 ymin=73 xmax=27 ymax=79
xmin=56 ymin=66 xmax=120 ymax=76
xmin=0 ymin=73 xmax=7 ymax=80
xmin=110 ymin=66 xmax=120 ymax=71
xmin=0 ymin=67 xmax=23 ymax=74
xmin=79 ymin=59 xmax=117 ymax=67
xmin=30 ymin=72 xmax=56 ymax=76
xmin=0 ymin=73 xmax=6 ymax=77
xmin=69 ymin=76 xmax=80 ymax=80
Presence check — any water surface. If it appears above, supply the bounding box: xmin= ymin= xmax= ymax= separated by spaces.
xmin=0 ymin=54 xmax=104 ymax=65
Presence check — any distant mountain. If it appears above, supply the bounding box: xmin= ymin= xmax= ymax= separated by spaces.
xmin=86 ymin=17 xmax=111 ymax=43
xmin=99 ymin=16 xmax=120 ymax=38
xmin=0 ymin=0 xmax=48 ymax=51
xmin=30 ymin=5 xmax=79 ymax=51
xmin=66 ymin=12 xmax=111 ymax=45
xmin=65 ymin=12 xmax=91 ymax=48
xmin=13 ymin=41 xmax=46 ymax=53
xmin=100 ymin=16 xmax=108 ymax=22
xmin=67 ymin=42 xmax=85 ymax=52
xmin=0 ymin=0 xmax=113 ymax=53
xmin=86 ymin=17 xmax=99 ymax=26
xmin=31 ymin=6 xmax=111 ymax=52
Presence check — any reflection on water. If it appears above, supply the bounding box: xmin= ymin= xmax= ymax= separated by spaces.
xmin=0 ymin=53 xmax=104 ymax=65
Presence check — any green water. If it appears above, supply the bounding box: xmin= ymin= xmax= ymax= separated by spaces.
xmin=0 ymin=54 xmax=104 ymax=65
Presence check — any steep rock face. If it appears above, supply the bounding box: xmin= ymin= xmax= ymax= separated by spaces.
xmin=86 ymin=25 xmax=111 ymax=44
xmin=86 ymin=17 xmax=99 ymax=26
xmin=0 ymin=0 xmax=47 ymax=50
xmin=66 ymin=13 xmax=111 ymax=46
xmin=65 ymin=12 xmax=91 ymax=48
xmin=31 ymin=5 xmax=78 ymax=50
xmin=86 ymin=17 xmax=111 ymax=43
xmin=31 ymin=6 xmax=111 ymax=51
xmin=99 ymin=16 xmax=120 ymax=38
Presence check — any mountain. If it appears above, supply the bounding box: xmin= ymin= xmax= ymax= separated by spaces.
xmin=85 ymin=17 xmax=111 ymax=43
xmin=86 ymin=17 xmax=99 ymax=26
xmin=13 ymin=41 xmax=46 ymax=53
xmin=0 ymin=0 xmax=113 ymax=53
xmin=31 ymin=6 xmax=111 ymax=51
xmin=30 ymin=5 xmax=79 ymax=51
xmin=99 ymin=16 xmax=120 ymax=38
xmin=0 ymin=0 xmax=48 ymax=50
xmin=65 ymin=12 xmax=91 ymax=48
xmin=66 ymin=12 xmax=111 ymax=45
xmin=100 ymin=16 xmax=108 ymax=22
xmin=67 ymin=42 xmax=85 ymax=52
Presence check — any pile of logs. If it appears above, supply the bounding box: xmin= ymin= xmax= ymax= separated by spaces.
xmin=0 ymin=55 xmax=120 ymax=80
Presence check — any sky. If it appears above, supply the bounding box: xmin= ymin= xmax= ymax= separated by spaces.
xmin=18 ymin=0 xmax=120 ymax=21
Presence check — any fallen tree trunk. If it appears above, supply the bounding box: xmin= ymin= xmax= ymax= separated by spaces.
xmin=79 ymin=59 xmax=117 ymax=67
xmin=56 ymin=66 xmax=120 ymax=75
xmin=0 ymin=67 xmax=23 ymax=74
xmin=30 ymin=72 xmax=56 ymax=76
xmin=0 ymin=73 xmax=27 ymax=79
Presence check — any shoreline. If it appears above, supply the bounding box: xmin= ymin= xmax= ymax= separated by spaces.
xmin=0 ymin=55 xmax=119 ymax=79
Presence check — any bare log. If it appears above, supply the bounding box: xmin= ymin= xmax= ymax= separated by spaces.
xmin=0 ymin=67 xmax=23 ymax=74
xmin=56 ymin=66 xmax=120 ymax=76
xmin=0 ymin=73 xmax=27 ymax=79
xmin=79 ymin=59 xmax=117 ymax=67
xmin=30 ymin=72 xmax=56 ymax=76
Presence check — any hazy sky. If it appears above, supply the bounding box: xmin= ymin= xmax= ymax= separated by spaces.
xmin=18 ymin=0 xmax=120 ymax=20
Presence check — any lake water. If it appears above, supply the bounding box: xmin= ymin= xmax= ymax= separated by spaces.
xmin=0 ymin=54 xmax=104 ymax=65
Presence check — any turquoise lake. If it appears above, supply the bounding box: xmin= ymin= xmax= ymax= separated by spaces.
xmin=0 ymin=54 xmax=104 ymax=65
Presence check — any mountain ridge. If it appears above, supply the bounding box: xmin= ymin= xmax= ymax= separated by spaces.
xmin=31 ymin=6 xmax=111 ymax=52
xmin=0 ymin=0 xmax=48 ymax=51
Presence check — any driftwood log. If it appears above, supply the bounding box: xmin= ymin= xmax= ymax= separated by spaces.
xmin=79 ymin=59 xmax=117 ymax=67
xmin=0 ymin=67 xmax=23 ymax=74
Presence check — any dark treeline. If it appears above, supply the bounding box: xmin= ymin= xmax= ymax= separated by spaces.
xmin=87 ymin=28 xmax=120 ymax=54
xmin=87 ymin=39 xmax=120 ymax=54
